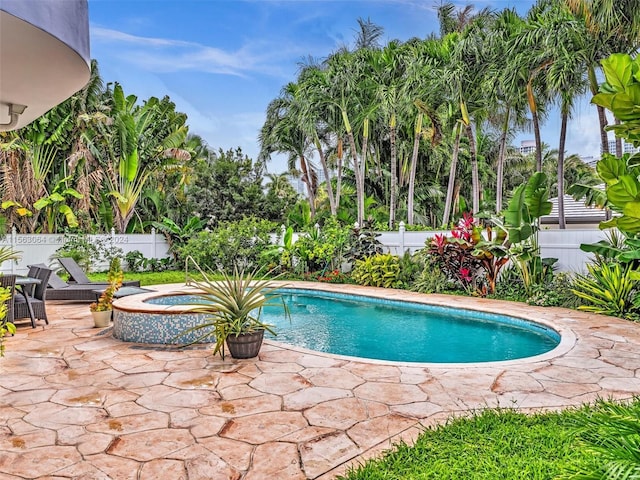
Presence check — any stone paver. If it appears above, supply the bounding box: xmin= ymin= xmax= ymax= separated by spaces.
xmin=1 ymin=282 xmax=640 ymax=478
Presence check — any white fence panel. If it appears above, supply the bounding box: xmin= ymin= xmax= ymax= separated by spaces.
xmin=538 ymin=229 xmax=607 ymax=273
xmin=375 ymin=227 xmax=609 ymax=273
xmin=0 ymin=229 xmax=170 ymax=275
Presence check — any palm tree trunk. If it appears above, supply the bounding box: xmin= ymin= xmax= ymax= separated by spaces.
xmin=407 ymin=114 xmax=423 ymax=225
xmin=335 ymin=139 xmax=343 ymax=214
xmin=315 ymin=139 xmax=336 ymax=216
xmin=466 ymin=123 xmax=480 ymax=214
xmin=359 ymin=119 xmax=369 ymax=226
xmin=346 ymin=131 xmax=364 ymax=225
xmin=615 ymin=118 xmax=622 ymax=157
xmin=558 ymin=112 xmax=567 ymax=229
xmin=588 ymin=66 xmax=609 ymax=155
xmin=532 ymin=110 xmax=543 ymax=172
xmin=496 ymin=108 xmax=510 ymax=213
xmin=389 ymin=122 xmax=397 ymax=230
xmin=299 ymin=155 xmax=316 ymax=217
xmin=442 ymin=123 xmax=462 ymax=227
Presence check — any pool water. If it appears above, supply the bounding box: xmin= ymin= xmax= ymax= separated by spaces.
xmin=146 ymin=290 xmax=560 ymax=363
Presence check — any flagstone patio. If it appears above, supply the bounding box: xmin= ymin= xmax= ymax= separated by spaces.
xmin=1 ymin=283 xmax=639 ymax=479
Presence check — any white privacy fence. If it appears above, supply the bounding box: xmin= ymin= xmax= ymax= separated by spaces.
xmin=0 ymin=225 xmax=609 ymax=275
xmin=377 ymin=224 xmax=608 ymax=273
xmin=0 ymin=228 xmax=170 ymax=275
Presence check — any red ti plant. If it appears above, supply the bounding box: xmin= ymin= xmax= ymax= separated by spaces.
xmin=428 ymin=214 xmax=482 ymax=291
xmin=428 ymin=213 xmax=509 ymax=295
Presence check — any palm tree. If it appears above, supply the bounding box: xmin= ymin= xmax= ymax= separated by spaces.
xmin=259 ymin=82 xmax=317 ymax=218
xmin=484 ymin=8 xmax=530 ymax=213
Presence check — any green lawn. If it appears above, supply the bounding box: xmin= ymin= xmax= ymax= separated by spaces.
xmin=87 ymin=269 xmax=204 ymax=286
xmin=338 ymin=407 xmax=595 ymax=480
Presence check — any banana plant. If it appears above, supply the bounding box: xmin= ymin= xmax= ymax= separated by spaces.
xmin=489 ymin=172 xmax=553 ymax=294
xmin=33 ymin=176 xmax=83 ymax=233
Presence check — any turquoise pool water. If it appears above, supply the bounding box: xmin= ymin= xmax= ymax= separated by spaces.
xmin=145 ymin=289 xmax=560 ymax=363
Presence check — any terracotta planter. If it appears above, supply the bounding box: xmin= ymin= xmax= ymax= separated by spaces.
xmin=91 ymin=310 xmax=111 ymax=328
xmin=226 ymin=330 xmax=265 ymax=359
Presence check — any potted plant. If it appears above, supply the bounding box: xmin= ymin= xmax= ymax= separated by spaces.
xmin=183 ymin=264 xmax=289 ymax=360
xmin=89 ymin=260 xmax=123 ymax=328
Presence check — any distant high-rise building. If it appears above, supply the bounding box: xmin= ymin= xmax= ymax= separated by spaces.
xmin=603 ymin=139 xmax=640 ymax=155
xmin=288 ymin=168 xmax=328 ymax=195
xmin=581 ymin=156 xmax=597 ymax=168
xmin=519 ymin=140 xmax=536 ymax=155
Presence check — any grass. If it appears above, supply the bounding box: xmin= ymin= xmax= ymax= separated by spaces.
xmin=338 ymin=407 xmax=593 ymax=480
xmin=87 ymin=269 xmax=212 ymax=286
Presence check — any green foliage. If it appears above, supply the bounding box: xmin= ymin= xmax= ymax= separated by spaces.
xmin=294 ymin=217 xmax=350 ymax=272
xmin=148 ymin=216 xmax=205 ymax=261
xmin=411 ymin=255 xmax=450 ymax=294
xmin=181 ymin=265 xmax=288 ymax=359
xmin=52 ymin=233 xmax=100 ymax=273
xmin=179 ymin=216 xmax=276 ymax=272
xmin=33 ymin=176 xmax=83 ymax=233
xmin=339 ymin=407 xmax=590 ymax=480
xmin=492 ymin=266 xmax=528 ymax=302
xmin=563 ymin=399 xmax=640 ymax=480
xmin=124 ymin=250 xmax=146 ymax=272
xmin=592 ymin=53 xmax=640 ymax=146
xmin=0 ymin=285 xmax=15 ymax=357
xmin=592 ymin=153 xmax=640 ymax=236
xmin=528 ymin=272 xmax=582 ymax=309
xmin=493 ymin=173 xmax=553 ymax=295
xmin=352 ymin=253 xmax=401 ymax=288
xmin=572 ymin=262 xmax=640 ymax=320
xmin=88 ymin=269 xmax=198 ymax=286
xmin=178 ymin=148 xmax=277 ymax=228
xmin=90 ymin=261 xmax=123 ymax=312
xmin=395 ymin=252 xmax=424 ymax=289
xmin=343 ymin=224 xmax=384 ymax=263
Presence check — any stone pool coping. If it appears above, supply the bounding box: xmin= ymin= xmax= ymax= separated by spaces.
xmin=113 ymin=281 xmax=576 ymax=368
xmin=2 ymin=284 xmax=639 ymax=479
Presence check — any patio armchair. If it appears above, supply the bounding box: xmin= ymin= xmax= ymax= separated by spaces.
xmin=0 ymin=274 xmax=16 ymax=326
xmin=14 ymin=267 xmax=52 ymax=326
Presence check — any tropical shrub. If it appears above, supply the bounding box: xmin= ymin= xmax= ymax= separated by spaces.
xmin=528 ymin=272 xmax=582 ymax=309
xmin=395 ymin=252 xmax=424 ymax=289
xmin=294 ymin=217 xmax=350 ymax=272
xmin=343 ymin=223 xmax=384 ymax=263
xmin=124 ymin=250 xmax=146 ymax=272
xmin=352 ymin=253 xmax=401 ymax=288
xmin=572 ymin=262 xmax=640 ymax=320
xmin=179 ymin=216 xmax=276 ymax=272
xmin=411 ymin=256 xmax=449 ymax=294
xmin=426 ymin=213 xmax=484 ymax=292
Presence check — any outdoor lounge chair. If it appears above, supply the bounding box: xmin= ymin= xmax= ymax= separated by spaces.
xmin=58 ymin=257 xmax=140 ymax=287
xmin=29 ymin=263 xmax=140 ymax=302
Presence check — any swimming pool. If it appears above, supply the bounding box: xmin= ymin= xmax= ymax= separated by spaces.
xmin=138 ymin=288 xmax=560 ymax=363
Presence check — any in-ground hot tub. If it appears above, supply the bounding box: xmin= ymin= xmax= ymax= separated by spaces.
xmin=112 ymin=286 xmax=215 ymax=345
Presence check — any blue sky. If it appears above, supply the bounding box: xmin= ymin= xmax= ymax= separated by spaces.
xmin=88 ymin=0 xmax=603 ymax=173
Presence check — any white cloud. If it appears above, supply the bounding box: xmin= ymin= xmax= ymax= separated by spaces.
xmin=91 ymin=26 xmax=302 ymax=78
xmin=566 ymin=98 xmax=606 ymax=159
